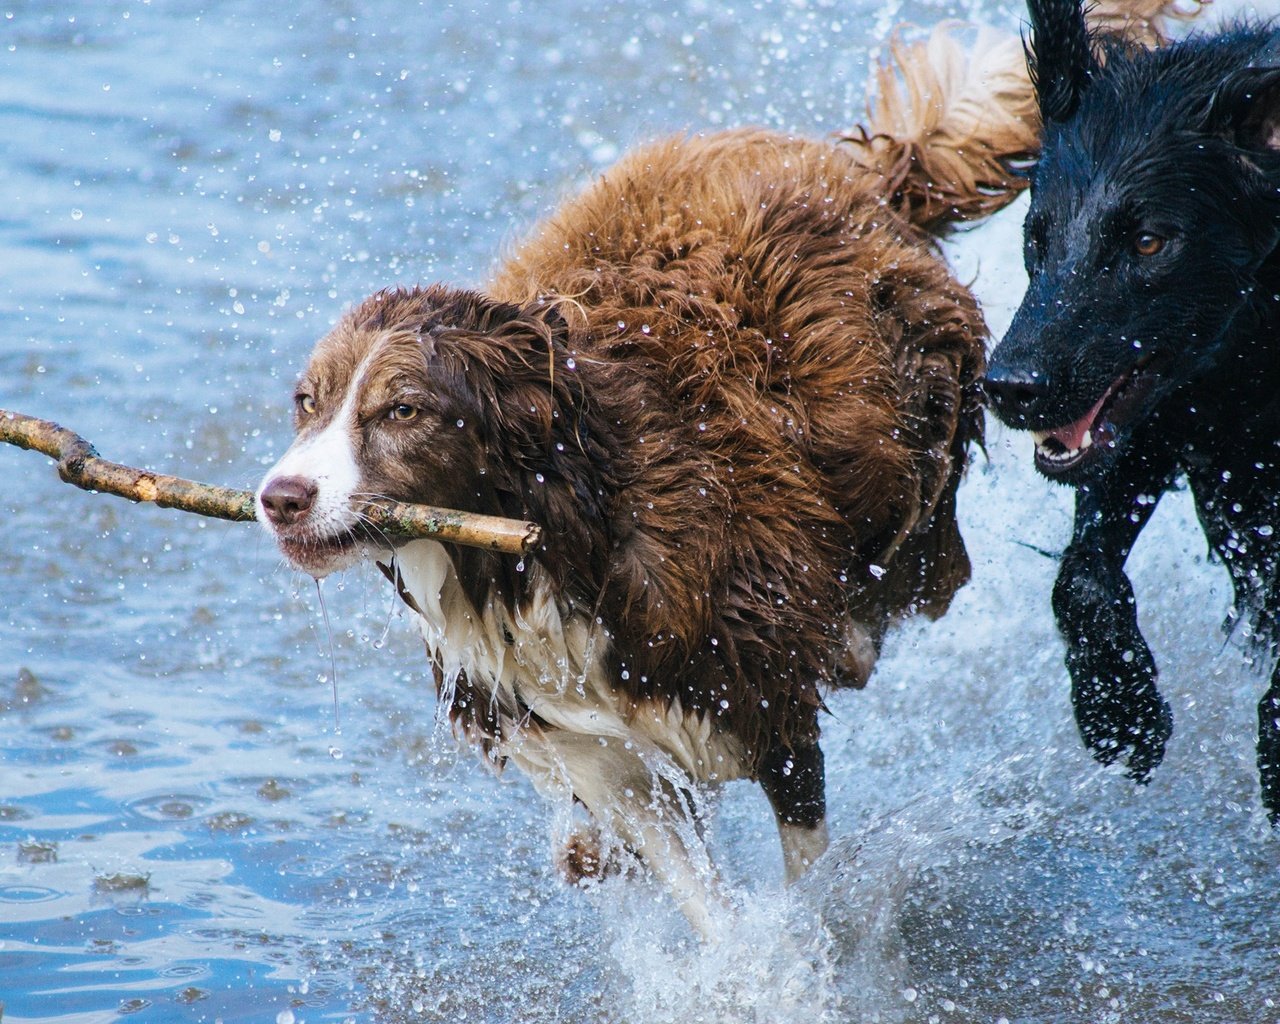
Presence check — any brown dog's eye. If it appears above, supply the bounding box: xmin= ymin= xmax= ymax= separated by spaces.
xmin=296 ymin=394 xmax=317 ymax=416
xmin=1133 ymin=232 xmax=1165 ymax=257
xmin=388 ymin=403 xmax=419 ymax=421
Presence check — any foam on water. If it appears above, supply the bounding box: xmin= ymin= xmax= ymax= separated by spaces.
xmin=573 ymin=880 xmax=838 ymax=1023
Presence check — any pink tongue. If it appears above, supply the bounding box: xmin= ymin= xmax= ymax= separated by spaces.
xmin=1046 ymin=391 xmax=1109 ymax=450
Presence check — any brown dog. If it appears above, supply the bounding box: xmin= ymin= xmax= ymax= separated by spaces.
xmin=255 ymin=10 xmax=1179 ymax=935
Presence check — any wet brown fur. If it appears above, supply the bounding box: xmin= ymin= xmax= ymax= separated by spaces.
xmin=303 ymin=128 xmax=986 ymax=769
xmin=268 ymin=3 xmax=1211 ymax=919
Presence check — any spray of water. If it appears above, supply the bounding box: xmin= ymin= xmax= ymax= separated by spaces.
xmin=314 ymin=576 xmax=342 ymax=734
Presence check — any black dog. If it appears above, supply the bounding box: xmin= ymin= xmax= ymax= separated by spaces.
xmin=985 ymin=0 xmax=1280 ymax=819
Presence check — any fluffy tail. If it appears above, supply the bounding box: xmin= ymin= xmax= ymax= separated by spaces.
xmin=1086 ymin=0 xmax=1210 ymax=48
xmin=842 ymin=25 xmax=1038 ymax=234
xmin=841 ymin=0 xmax=1210 ymax=234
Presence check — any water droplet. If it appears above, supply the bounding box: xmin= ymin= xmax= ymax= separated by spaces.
xmin=566 ymin=357 xmax=576 ymax=370
xmin=515 ymin=560 xmax=525 ymax=573
xmin=276 ymin=1012 xmax=295 ymax=1024
xmin=328 ymin=746 xmax=343 ymax=760
xmin=70 ymin=208 xmax=83 ymax=221
xmin=869 ymin=563 xmax=886 ymax=579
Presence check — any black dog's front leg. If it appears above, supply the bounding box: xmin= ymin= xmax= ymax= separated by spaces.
xmin=1260 ymin=662 xmax=1280 ymax=825
xmin=1187 ymin=457 xmax=1280 ymax=821
xmin=1053 ymin=470 xmax=1175 ymax=782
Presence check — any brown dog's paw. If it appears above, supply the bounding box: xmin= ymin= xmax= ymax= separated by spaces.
xmin=555 ymin=829 xmax=620 ymax=886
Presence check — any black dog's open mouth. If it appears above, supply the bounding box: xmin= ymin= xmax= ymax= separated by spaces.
xmin=1032 ymin=354 xmax=1161 ymax=475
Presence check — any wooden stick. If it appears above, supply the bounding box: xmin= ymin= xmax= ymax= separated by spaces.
xmin=0 ymin=409 xmax=541 ymax=556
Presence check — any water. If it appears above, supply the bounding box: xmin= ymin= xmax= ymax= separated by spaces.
xmin=1 ymin=1 xmax=1278 ymax=1021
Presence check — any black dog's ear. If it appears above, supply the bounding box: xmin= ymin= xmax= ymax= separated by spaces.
xmin=1026 ymin=0 xmax=1095 ymax=123
xmin=1207 ymin=47 xmax=1280 ymax=153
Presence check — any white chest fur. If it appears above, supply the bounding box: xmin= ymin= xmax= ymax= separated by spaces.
xmin=388 ymin=539 xmax=747 ymax=790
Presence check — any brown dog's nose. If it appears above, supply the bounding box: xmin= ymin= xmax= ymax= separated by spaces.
xmin=259 ymin=476 xmax=318 ymax=527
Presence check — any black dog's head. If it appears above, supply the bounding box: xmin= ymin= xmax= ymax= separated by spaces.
xmin=986 ymin=1 xmax=1280 ymax=481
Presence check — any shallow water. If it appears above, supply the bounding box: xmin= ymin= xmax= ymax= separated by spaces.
xmin=1 ymin=1 xmax=1278 ymax=1021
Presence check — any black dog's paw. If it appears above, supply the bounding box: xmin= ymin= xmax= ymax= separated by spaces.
xmin=1069 ymin=652 xmax=1173 ymax=783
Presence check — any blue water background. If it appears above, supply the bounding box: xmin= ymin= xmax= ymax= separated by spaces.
xmin=2 ymin=1 xmax=1279 ymax=1022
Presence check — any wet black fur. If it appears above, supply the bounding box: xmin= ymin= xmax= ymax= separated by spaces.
xmin=986 ymin=0 xmax=1280 ymax=820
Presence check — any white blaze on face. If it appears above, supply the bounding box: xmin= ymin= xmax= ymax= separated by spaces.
xmin=256 ymin=344 xmax=383 ymax=573
xmin=256 ymin=410 xmax=361 ymax=536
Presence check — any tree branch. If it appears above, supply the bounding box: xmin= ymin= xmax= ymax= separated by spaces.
xmin=0 ymin=409 xmax=541 ymax=557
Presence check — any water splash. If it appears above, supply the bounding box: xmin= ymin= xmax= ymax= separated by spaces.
xmin=597 ymin=881 xmax=842 ymax=1024
xmin=314 ymin=576 xmax=342 ymax=732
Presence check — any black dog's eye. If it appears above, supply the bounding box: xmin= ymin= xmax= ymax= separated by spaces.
xmin=387 ymin=403 xmax=419 ymax=422
xmin=1133 ymin=232 xmax=1166 ymax=257
xmin=296 ymin=394 xmax=317 ymax=416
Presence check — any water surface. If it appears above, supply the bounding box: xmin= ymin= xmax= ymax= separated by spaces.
xmin=2 ymin=1 xmax=1278 ymax=1021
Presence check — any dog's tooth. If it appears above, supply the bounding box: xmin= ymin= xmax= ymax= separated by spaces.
xmin=1040 ymin=445 xmax=1082 ymax=464
xmin=1031 ymin=430 xmax=1050 ymax=445
xmin=1080 ymin=430 xmax=1093 ymax=450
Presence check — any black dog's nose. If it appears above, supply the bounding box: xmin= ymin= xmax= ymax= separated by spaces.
xmin=982 ymin=366 xmax=1049 ymax=424
xmin=259 ymin=476 xmax=318 ymax=527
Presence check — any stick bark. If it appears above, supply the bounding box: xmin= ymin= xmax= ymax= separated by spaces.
xmin=0 ymin=409 xmax=541 ymax=556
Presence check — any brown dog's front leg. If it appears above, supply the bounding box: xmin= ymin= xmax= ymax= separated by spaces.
xmin=759 ymin=734 xmax=829 ymax=882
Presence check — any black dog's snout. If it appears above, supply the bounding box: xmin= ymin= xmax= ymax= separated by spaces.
xmin=260 ymin=475 xmax=318 ymax=527
xmin=982 ymin=365 xmax=1050 ymax=424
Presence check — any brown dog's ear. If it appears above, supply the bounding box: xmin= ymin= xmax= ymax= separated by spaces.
xmin=1026 ymin=0 xmax=1095 ymax=123
xmin=482 ymin=298 xmax=573 ymax=364
xmin=420 ymin=289 xmax=568 ymax=350
xmin=533 ymin=299 xmax=568 ymax=337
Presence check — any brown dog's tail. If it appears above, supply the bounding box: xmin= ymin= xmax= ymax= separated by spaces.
xmin=1086 ymin=0 xmax=1210 ymax=49
xmin=841 ymin=0 xmax=1209 ymax=235
xmin=842 ymin=25 xmax=1038 ymax=235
